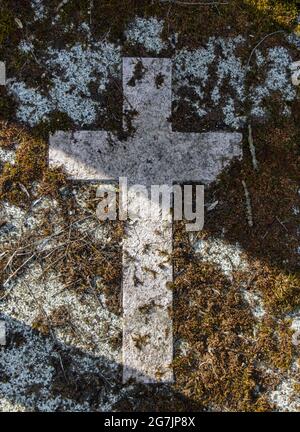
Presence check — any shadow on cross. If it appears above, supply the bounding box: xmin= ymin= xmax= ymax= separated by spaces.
xmin=0 ymin=314 xmax=201 ymax=412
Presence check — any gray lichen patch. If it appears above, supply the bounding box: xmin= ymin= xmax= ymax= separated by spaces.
xmin=0 ymin=315 xmax=124 ymax=411
xmin=125 ymin=17 xmax=168 ymax=54
xmin=31 ymin=0 xmax=46 ymax=22
xmin=8 ymin=42 xmax=121 ymax=127
xmin=3 ymin=14 xmax=299 ymax=133
xmin=173 ymin=35 xmax=298 ymax=131
xmin=3 ymin=264 xmax=121 ymax=361
xmin=250 ymin=46 xmax=297 ymax=118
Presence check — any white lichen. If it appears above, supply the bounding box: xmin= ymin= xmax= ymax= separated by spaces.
xmin=223 ymin=97 xmax=245 ymax=130
xmin=255 ymin=49 xmax=265 ymax=68
xmin=125 ymin=17 xmax=167 ymax=54
xmin=216 ymin=36 xmax=246 ymax=102
xmin=0 ymin=188 xmax=124 ymax=412
xmin=8 ymin=42 xmax=121 ymax=127
xmin=8 ymin=81 xmax=53 ymax=127
xmin=193 ymin=238 xmax=247 ymax=278
xmin=242 ymin=290 xmax=265 ymax=320
xmin=18 ymin=40 xmax=34 ymax=54
xmin=7 ymin=17 xmax=300 ymax=131
xmin=31 ymin=0 xmax=46 ymax=21
xmin=174 ymin=37 xmax=247 ymax=129
xmin=174 ymin=35 xmax=297 ymax=130
xmin=175 ymin=38 xmax=216 ymax=92
xmin=250 ymin=46 xmax=297 ymax=118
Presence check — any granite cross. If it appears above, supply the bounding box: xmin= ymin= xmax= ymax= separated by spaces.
xmin=49 ymin=57 xmax=242 ymax=383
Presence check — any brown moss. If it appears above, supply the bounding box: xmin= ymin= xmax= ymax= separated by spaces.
xmin=39 ymin=168 xmax=68 ymax=198
xmin=203 ymin=118 xmax=300 ymax=312
xmin=127 ymin=60 xmax=147 ymax=87
xmin=170 ymin=110 xmax=300 ymax=411
xmin=155 ymin=73 xmax=165 ymax=89
xmin=255 ymin=266 xmax=300 ymax=315
xmin=0 ymin=122 xmax=47 ymax=205
xmin=50 ymin=346 xmax=113 ymax=406
xmin=172 ymin=223 xmax=276 ymax=411
xmin=132 ymin=333 xmax=150 ymax=350
xmin=173 ymin=240 xmax=259 ymax=410
xmin=113 ymin=384 xmax=202 ymax=412
xmin=0 ymin=122 xmax=21 ymax=149
xmin=32 ymin=306 xmax=71 ymax=335
xmin=109 ymin=330 xmax=122 ymax=351
xmin=256 ymin=317 xmax=295 ymax=370
xmin=32 ymin=313 xmax=50 ymax=336
xmin=50 ymin=306 xmax=71 ymax=328
xmin=0 ymin=4 xmax=14 ymax=46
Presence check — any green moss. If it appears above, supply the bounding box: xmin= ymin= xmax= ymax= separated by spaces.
xmin=245 ymin=0 xmax=299 ymax=28
xmin=0 ymin=6 xmax=14 ymax=46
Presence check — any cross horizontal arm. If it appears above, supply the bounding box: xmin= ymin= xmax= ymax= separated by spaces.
xmin=49 ymin=129 xmax=242 ymax=185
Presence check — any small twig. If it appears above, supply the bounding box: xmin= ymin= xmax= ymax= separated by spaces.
xmin=246 ymin=30 xmax=285 ymax=68
xmin=2 ymin=216 xmax=93 ymax=254
xmin=248 ymin=123 xmax=259 ymax=171
xmin=56 ymin=0 xmax=69 ymax=12
xmin=2 ymin=249 xmax=20 ymax=272
xmin=242 ymin=180 xmax=254 ymax=228
xmin=214 ymin=4 xmax=221 ymax=15
xmin=89 ymin=0 xmax=93 ymax=26
xmin=87 ymin=276 xmax=103 ymax=308
xmin=1 ymin=253 xmax=36 ymax=291
xmin=276 ymin=217 xmax=289 ymax=233
xmin=261 ymin=218 xmax=276 ymax=240
xmin=18 ymin=182 xmax=31 ymax=199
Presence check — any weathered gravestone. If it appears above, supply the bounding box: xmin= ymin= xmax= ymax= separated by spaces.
xmin=49 ymin=57 xmax=242 ymax=383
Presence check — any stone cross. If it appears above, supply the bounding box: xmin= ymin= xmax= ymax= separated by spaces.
xmin=49 ymin=57 xmax=242 ymax=383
